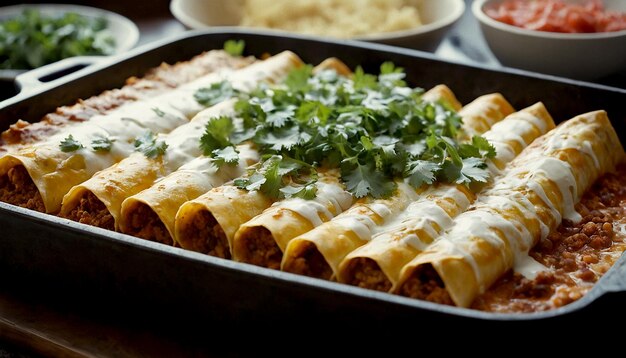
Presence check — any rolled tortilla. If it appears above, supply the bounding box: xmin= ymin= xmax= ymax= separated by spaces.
xmin=172 ymin=83 xmax=461 ymax=258
xmin=118 ymin=144 xmax=258 ymax=245
xmin=395 ymin=110 xmax=623 ymax=307
xmin=0 ymin=50 xmax=266 ymax=213
xmin=336 ymin=103 xmax=555 ymax=291
xmin=59 ymin=51 xmax=303 ymax=226
xmin=280 ymin=94 xmax=520 ymax=279
xmin=232 ymin=170 xmax=354 ymax=269
xmin=0 ymin=50 xmax=255 ymax=156
xmin=175 ymin=184 xmax=274 ymax=258
xmin=233 ymin=86 xmax=486 ymax=270
xmin=113 ymin=56 xmax=348 ymax=245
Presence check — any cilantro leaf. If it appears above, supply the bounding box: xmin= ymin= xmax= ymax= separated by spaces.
xmin=212 ymin=146 xmax=239 ymax=167
xmin=194 ymin=81 xmax=235 ymax=107
xmin=296 ymin=101 xmax=331 ymax=124
xmin=223 ymin=39 xmax=245 ymax=56
xmin=472 ymin=135 xmax=497 ymax=158
xmin=458 ymin=157 xmax=490 ymax=184
xmin=280 ymin=184 xmax=317 ymax=200
xmin=405 ymin=160 xmax=440 ymax=188
xmin=343 ymin=162 xmax=396 ymax=198
xmin=256 ymin=126 xmax=312 ymax=151
xmin=353 ymin=66 xmax=377 ymax=90
xmin=134 ymin=132 xmax=168 ymax=158
xmin=199 ymin=116 xmax=235 ymax=155
xmin=59 ymin=134 xmax=83 ymax=152
xmin=266 ymin=107 xmax=295 ymax=128
xmin=91 ymin=135 xmax=114 ymax=152
xmin=285 ymin=65 xmax=313 ymax=93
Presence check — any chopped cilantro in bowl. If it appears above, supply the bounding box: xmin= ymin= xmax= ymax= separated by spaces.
xmin=0 ymin=8 xmax=116 ymax=70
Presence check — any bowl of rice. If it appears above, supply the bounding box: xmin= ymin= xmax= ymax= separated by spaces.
xmin=170 ymin=0 xmax=466 ymax=52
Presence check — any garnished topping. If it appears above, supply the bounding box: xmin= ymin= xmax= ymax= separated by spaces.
xmin=59 ymin=134 xmax=84 ymax=152
xmin=194 ymin=81 xmax=237 ymax=107
xmin=212 ymin=146 xmax=240 ymax=166
xmin=223 ymin=39 xmax=245 ymax=57
xmin=90 ymin=135 xmax=115 ymax=152
xmin=134 ymin=131 xmax=168 ymax=158
xmin=234 ymin=156 xmax=316 ymax=199
xmin=197 ymin=62 xmax=496 ymax=199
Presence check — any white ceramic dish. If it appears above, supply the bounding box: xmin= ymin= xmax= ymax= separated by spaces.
xmin=0 ymin=3 xmax=140 ymax=80
xmin=473 ymin=0 xmax=626 ymax=80
xmin=170 ymin=0 xmax=465 ymax=52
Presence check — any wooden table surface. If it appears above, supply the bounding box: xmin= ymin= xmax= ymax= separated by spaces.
xmin=1 ymin=0 xmax=625 ymax=356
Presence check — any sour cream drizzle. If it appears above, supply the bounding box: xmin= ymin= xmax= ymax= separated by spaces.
xmin=273 ymin=180 xmax=353 ymax=227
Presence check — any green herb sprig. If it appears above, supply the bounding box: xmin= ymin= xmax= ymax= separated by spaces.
xmin=196 ymin=61 xmax=496 ymax=200
xmin=0 ymin=9 xmax=115 ymax=70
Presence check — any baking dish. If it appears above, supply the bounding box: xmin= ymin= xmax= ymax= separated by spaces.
xmin=1 ymin=30 xmax=626 ymax=331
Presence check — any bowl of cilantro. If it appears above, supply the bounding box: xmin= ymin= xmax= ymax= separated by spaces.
xmin=0 ymin=4 xmax=139 ymax=87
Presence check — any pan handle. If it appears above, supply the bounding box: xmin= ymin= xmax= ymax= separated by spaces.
xmin=14 ymin=56 xmax=104 ymax=95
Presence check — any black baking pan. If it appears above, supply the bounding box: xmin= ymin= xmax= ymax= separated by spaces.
xmin=1 ymin=30 xmax=626 ymax=339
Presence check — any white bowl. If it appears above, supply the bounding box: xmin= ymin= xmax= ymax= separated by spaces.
xmin=473 ymin=0 xmax=626 ymax=80
xmin=170 ymin=0 xmax=465 ymax=52
xmin=0 ymin=3 xmax=139 ymax=76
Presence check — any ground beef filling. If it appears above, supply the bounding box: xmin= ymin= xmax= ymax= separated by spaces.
xmin=346 ymin=258 xmax=392 ymax=292
xmin=62 ymin=192 xmax=114 ymax=231
xmin=472 ymin=167 xmax=626 ymax=312
xmin=239 ymin=227 xmax=282 ymax=269
xmin=124 ymin=202 xmax=174 ymax=246
xmin=0 ymin=166 xmax=45 ymax=212
xmin=182 ymin=210 xmax=231 ymax=259
xmin=283 ymin=242 xmax=333 ymax=279
xmin=398 ymin=264 xmax=455 ymax=305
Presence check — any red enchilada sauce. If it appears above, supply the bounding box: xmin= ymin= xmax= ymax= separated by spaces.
xmin=473 ymin=165 xmax=626 ymax=312
xmin=485 ymin=0 xmax=626 ymax=33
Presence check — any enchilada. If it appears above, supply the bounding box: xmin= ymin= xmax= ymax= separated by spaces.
xmin=59 ymin=51 xmax=303 ymax=229
xmin=336 ymin=103 xmax=555 ymax=290
xmin=0 ymin=50 xmax=254 ymax=154
xmin=281 ymin=94 xmax=519 ymax=279
xmin=395 ymin=110 xmax=623 ymax=307
xmin=174 ymin=83 xmax=468 ymax=260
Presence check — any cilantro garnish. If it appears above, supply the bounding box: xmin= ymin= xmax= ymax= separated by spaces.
xmin=134 ymin=132 xmax=168 ymax=158
xmin=197 ymin=61 xmax=497 ymax=199
xmin=200 ymin=116 xmax=235 ymax=155
xmin=194 ymin=81 xmax=236 ymax=107
xmin=212 ymin=146 xmax=240 ymax=167
xmin=59 ymin=134 xmax=83 ymax=152
xmin=91 ymin=135 xmax=114 ymax=152
xmin=223 ymin=39 xmax=245 ymax=57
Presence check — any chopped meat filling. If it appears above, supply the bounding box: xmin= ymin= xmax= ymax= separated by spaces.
xmin=124 ymin=202 xmax=174 ymax=246
xmin=472 ymin=166 xmax=626 ymax=312
xmin=62 ymin=191 xmax=114 ymax=230
xmin=238 ymin=227 xmax=282 ymax=269
xmin=0 ymin=165 xmax=44 ymax=211
xmin=346 ymin=257 xmax=392 ymax=292
xmin=181 ymin=210 xmax=231 ymax=259
xmin=398 ymin=264 xmax=454 ymax=305
xmin=283 ymin=242 xmax=333 ymax=279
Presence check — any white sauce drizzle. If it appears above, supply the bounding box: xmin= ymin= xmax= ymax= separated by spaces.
xmin=272 ymin=181 xmax=352 ymax=227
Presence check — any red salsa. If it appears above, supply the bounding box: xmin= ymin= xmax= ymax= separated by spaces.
xmin=486 ymin=0 xmax=626 ymax=33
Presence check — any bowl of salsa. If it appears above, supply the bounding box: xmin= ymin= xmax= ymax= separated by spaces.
xmin=473 ymin=0 xmax=626 ymax=80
